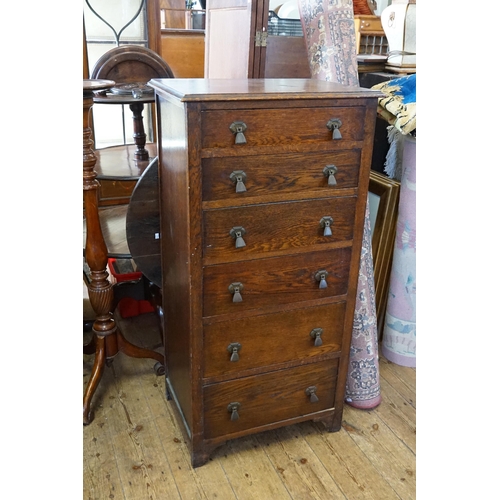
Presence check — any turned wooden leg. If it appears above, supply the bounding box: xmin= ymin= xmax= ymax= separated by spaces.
xmin=129 ymin=102 xmax=149 ymax=160
xmin=83 ymin=80 xmax=165 ymax=424
xmin=83 ymin=335 xmax=106 ymax=425
xmin=83 ymin=79 xmax=117 ymax=424
xmin=116 ymin=329 xmax=164 ymax=364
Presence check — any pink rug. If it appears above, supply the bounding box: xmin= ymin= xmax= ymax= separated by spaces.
xmin=299 ymin=0 xmax=381 ymax=409
xmin=382 ymin=136 xmax=416 ymax=367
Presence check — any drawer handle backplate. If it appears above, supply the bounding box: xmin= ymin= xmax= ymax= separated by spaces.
xmin=310 ymin=327 xmax=323 ymax=347
xmin=228 ymin=282 xmax=244 ymax=302
xmin=327 ymin=118 xmax=343 ymax=140
xmin=227 ymin=342 xmax=242 ymax=362
xmin=229 ymin=226 xmax=247 ymax=248
xmin=323 ymin=165 xmax=338 ymax=186
xmin=229 ymin=121 xmax=247 ymax=145
xmin=315 ymin=270 xmax=329 ymax=289
xmin=305 ymin=386 xmax=319 ymax=403
xmin=229 ymin=170 xmax=247 ymax=193
xmin=227 ymin=402 xmax=241 ymax=421
xmin=319 ymin=216 xmax=334 ymax=237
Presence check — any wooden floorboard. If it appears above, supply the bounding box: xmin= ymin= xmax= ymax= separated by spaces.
xmin=83 ymin=312 xmax=416 ymax=500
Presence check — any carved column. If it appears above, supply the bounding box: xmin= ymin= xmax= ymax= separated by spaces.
xmin=82 ymin=79 xmax=116 ymax=424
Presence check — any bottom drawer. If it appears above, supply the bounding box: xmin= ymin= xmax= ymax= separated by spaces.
xmin=203 ymin=359 xmax=339 ymax=439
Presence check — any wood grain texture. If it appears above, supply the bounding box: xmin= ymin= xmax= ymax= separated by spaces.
xmin=203 ymin=302 xmax=346 ymax=380
xmin=149 ymin=79 xmax=379 ymax=467
xmin=202 ymin=149 xmax=362 ymax=202
xmin=83 ymin=312 xmax=416 ymax=500
xmin=160 ymin=30 xmax=205 ymax=78
xmin=203 ymin=196 xmax=356 ymax=261
xmin=149 ymin=78 xmax=384 ymax=101
xmin=200 ymin=106 xmax=367 ymax=149
xmin=203 ymin=359 xmax=338 ymax=439
xmin=264 ymin=35 xmax=311 ymax=78
xmin=202 ymin=248 xmax=352 ymax=317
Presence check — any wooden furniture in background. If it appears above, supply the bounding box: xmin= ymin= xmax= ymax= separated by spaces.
xmin=159 ymin=0 xmax=189 ymax=29
xmin=354 ymin=14 xmax=387 ymax=54
xmin=158 ymin=0 xmax=206 ymax=77
xmin=83 ymin=18 xmax=89 ymax=79
xmin=150 ymin=78 xmax=380 ymax=466
xmin=160 ymin=29 xmax=205 ymax=77
xmin=204 ymin=0 xmax=309 ymax=79
xmin=159 ymin=0 xmax=310 ymax=80
xmin=83 ymin=79 xmax=165 ymax=425
xmin=354 ymin=14 xmax=388 ymax=73
xmin=147 ymin=0 xmax=163 ymax=55
xmin=90 ymin=45 xmax=174 ymax=206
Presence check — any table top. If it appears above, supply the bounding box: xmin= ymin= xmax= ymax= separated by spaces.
xmin=93 ymin=82 xmax=155 ymax=104
xmin=148 ymin=78 xmax=384 ymax=101
xmin=93 ymin=93 xmax=155 ymax=105
xmin=83 ymin=79 xmax=115 ymax=94
xmin=94 ymin=144 xmax=157 ymax=180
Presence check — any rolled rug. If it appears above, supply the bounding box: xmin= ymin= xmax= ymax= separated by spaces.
xmin=299 ymin=0 xmax=381 ymax=409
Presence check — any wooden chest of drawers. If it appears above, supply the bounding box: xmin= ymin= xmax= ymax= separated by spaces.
xmin=149 ymin=78 xmax=380 ymax=467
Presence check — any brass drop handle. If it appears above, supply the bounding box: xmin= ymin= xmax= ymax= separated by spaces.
xmin=327 ymin=118 xmax=343 ymax=140
xmin=229 ymin=226 xmax=247 ymax=248
xmin=229 ymin=121 xmax=247 ymax=145
xmin=227 ymin=342 xmax=242 ymax=362
xmin=305 ymin=386 xmax=319 ymax=403
xmin=310 ymin=328 xmax=323 ymax=347
xmin=229 ymin=170 xmax=247 ymax=193
xmin=323 ymin=165 xmax=338 ymax=186
xmin=315 ymin=270 xmax=329 ymax=289
xmin=228 ymin=282 xmax=244 ymax=302
xmin=319 ymin=216 xmax=334 ymax=237
xmin=227 ymin=402 xmax=241 ymax=421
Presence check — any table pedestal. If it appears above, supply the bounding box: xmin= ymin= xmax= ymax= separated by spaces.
xmin=83 ymin=79 xmax=164 ymax=425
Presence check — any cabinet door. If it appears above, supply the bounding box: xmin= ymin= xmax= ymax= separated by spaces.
xmin=204 ymin=0 xmax=269 ymax=78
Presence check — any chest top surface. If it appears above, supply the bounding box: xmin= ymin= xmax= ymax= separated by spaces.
xmin=148 ymin=78 xmax=383 ymax=102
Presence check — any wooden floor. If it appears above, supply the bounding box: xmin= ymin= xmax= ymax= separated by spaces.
xmin=83 ymin=311 xmax=416 ymax=500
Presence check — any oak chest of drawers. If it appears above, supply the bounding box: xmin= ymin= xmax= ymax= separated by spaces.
xmin=149 ymin=78 xmax=380 ymax=467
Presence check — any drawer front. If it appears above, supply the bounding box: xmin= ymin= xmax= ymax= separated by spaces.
xmin=203 ymin=302 xmax=346 ymax=379
xmin=203 ymin=249 xmax=351 ymax=317
xmin=203 ymin=359 xmax=338 ymax=439
xmin=201 ymin=107 xmax=366 ymax=149
xmin=202 ymin=149 xmax=361 ymax=201
xmin=203 ymin=197 xmax=356 ymax=260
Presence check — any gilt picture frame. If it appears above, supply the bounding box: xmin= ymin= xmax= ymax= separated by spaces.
xmin=368 ymin=170 xmax=400 ymax=336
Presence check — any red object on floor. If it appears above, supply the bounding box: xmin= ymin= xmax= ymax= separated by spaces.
xmin=118 ymin=298 xmax=155 ymax=318
xmin=139 ymin=300 xmax=155 ymax=314
xmin=108 ymin=258 xmax=143 ymax=283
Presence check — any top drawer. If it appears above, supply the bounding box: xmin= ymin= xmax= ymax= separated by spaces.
xmin=201 ymin=107 xmax=367 ymax=150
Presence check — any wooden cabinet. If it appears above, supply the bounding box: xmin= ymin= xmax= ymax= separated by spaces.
xmin=204 ymin=0 xmax=310 ymax=79
xmin=149 ymin=78 xmax=380 ymax=467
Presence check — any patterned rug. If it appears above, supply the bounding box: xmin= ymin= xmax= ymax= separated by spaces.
xmin=299 ymin=0 xmax=381 ymax=410
xmin=346 ymin=203 xmax=382 ymax=408
xmin=299 ymin=0 xmax=359 ymax=87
